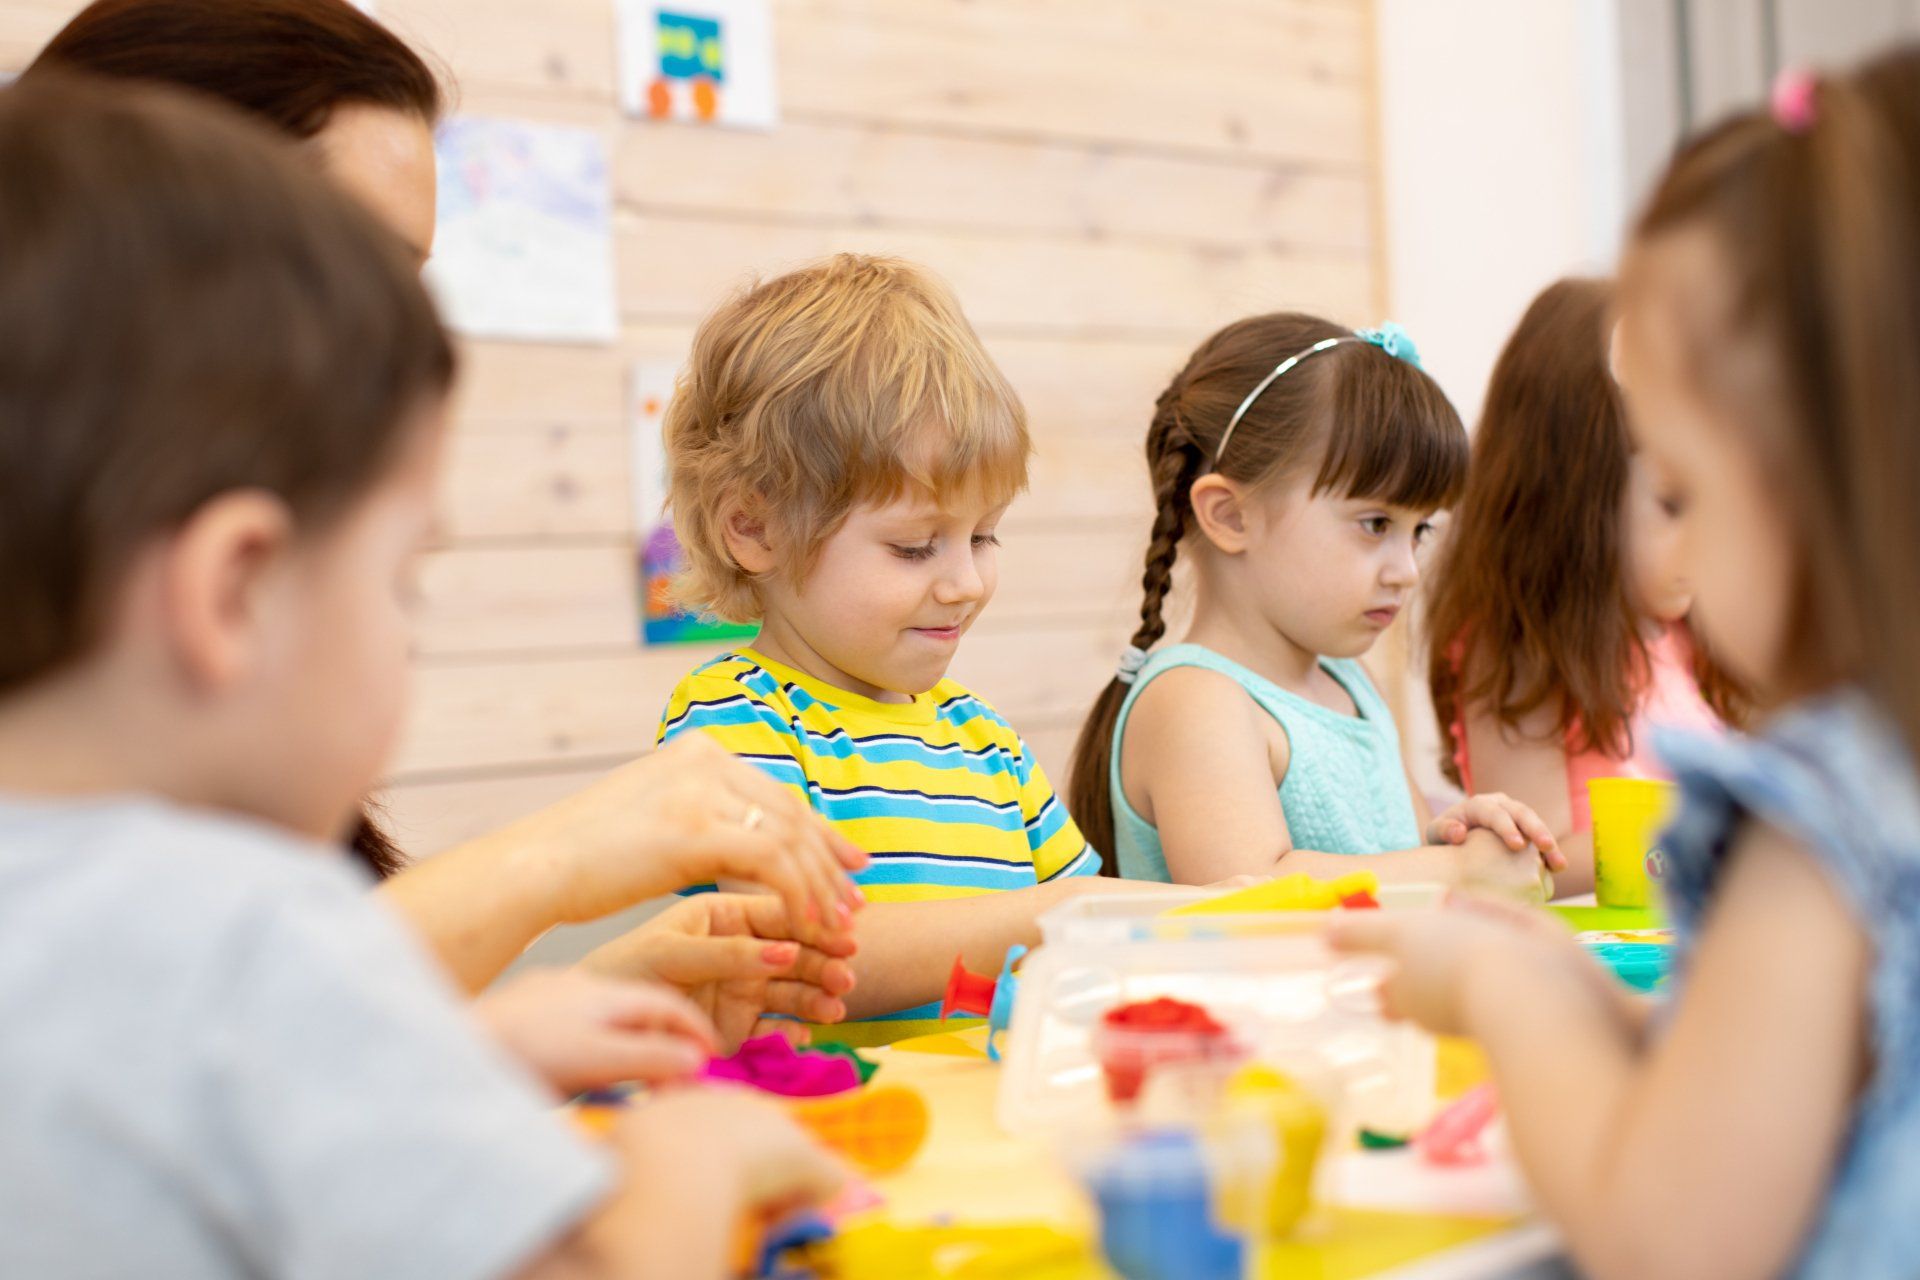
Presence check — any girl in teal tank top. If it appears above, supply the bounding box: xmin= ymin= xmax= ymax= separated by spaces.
xmin=1108 ymin=645 xmax=1419 ymax=880
xmin=1065 ymin=315 xmax=1564 ymax=894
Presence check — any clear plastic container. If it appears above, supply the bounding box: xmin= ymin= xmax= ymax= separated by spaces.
xmin=998 ymin=921 xmax=1434 ymax=1139
xmin=1039 ymin=881 xmax=1445 ymax=948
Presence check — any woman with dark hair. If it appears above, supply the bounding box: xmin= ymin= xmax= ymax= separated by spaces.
xmin=31 ymin=0 xmax=442 ymax=268
xmin=26 ymin=0 xmax=861 ymax=1054
xmin=34 ymin=0 xmax=442 ymax=883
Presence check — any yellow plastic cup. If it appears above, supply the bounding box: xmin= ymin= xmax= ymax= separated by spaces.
xmin=1587 ymin=778 xmax=1678 ymax=909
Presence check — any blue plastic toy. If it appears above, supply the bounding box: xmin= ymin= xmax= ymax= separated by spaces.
xmin=1083 ymin=1130 xmax=1244 ymax=1280
xmin=937 ymin=943 xmax=1025 ymax=1062
xmin=753 ymin=1210 xmax=834 ymax=1279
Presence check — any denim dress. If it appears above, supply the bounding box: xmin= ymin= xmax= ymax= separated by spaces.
xmin=1658 ymin=690 xmax=1920 ymax=1278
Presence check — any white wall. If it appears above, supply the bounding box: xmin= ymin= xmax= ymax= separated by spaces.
xmin=1375 ymin=0 xmax=1627 ymax=429
xmin=1374 ymin=0 xmax=1629 ymax=796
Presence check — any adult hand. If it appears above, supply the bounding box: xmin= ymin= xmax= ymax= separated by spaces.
xmin=508 ymin=734 xmax=868 ymax=948
xmin=585 ymin=893 xmax=858 ymax=1052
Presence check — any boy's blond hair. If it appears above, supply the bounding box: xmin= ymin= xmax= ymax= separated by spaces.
xmin=664 ymin=254 xmax=1029 ymax=622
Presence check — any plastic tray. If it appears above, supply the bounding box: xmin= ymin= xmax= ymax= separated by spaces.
xmin=997 ymin=924 xmax=1434 ymax=1137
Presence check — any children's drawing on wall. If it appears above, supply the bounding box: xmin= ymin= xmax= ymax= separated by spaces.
xmin=630 ymin=362 xmax=756 ymax=646
xmin=424 ymin=116 xmax=618 ymax=344
xmin=616 ymin=0 xmax=779 ymax=129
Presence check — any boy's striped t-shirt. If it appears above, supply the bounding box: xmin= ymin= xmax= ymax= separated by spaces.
xmin=658 ymin=649 xmax=1098 ymax=1040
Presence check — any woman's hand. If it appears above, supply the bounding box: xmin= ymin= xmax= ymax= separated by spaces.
xmin=382 ymin=736 xmax=871 ymax=993
xmin=506 ymin=734 xmax=869 ymax=947
xmin=585 ymin=894 xmax=857 ymax=1052
xmin=475 ymin=968 xmax=717 ymax=1096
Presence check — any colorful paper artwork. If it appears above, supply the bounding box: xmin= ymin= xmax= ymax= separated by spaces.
xmin=629 ymin=362 xmax=756 ymax=646
xmin=617 ymin=0 xmax=779 ymax=129
xmin=424 ymin=116 xmax=618 ymax=345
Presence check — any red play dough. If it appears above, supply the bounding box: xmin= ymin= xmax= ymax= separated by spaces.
xmin=1093 ymin=998 xmax=1239 ymax=1104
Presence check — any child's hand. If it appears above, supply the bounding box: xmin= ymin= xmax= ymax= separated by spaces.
xmin=1429 ymin=792 xmax=1565 ymax=872
xmin=584 ymin=893 xmax=858 ymax=1052
xmin=1449 ymin=827 xmax=1555 ymax=903
xmin=517 ymin=733 xmax=870 ymax=947
xmin=475 ymin=968 xmax=717 ymax=1096
xmin=1327 ymin=898 xmax=1566 ymax=1037
xmin=620 ymin=1086 xmax=845 ymax=1217
xmin=1443 ymin=892 xmax=1654 ymax=1032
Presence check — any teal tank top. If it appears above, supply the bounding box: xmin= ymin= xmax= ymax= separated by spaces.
xmin=1109 ymin=644 xmax=1422 ymax=882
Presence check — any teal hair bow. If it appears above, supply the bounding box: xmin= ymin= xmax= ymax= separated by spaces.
xmin=1357 ymin=321 xmax=1421 ymax=369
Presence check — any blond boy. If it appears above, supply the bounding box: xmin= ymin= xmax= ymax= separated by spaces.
xmin=659 ymin=255 xmax=1121 ymax=1040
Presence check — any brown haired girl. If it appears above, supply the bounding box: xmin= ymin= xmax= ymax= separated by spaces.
xmin=1425 ymin=277 xmax=1745 ymax=896
xmin=27 ymin=0 xmax=864 ymax=1054
xmin=1067 ymin=313 xmax=1563 ymax=893
xmin=1336 ymin=46 xmax=1920 ymax=1279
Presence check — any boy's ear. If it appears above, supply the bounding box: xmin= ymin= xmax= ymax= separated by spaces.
xmin=719 ymin=495 xmax=778 ymax=576
xmin=1188 ymin=474 xmax=1252 ymax=554
xmin=160 ymin=490 xmax=296 ymax=692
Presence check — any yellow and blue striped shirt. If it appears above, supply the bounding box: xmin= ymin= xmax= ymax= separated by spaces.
xmin=658 ymin=648 xmax=1097 ymax=1039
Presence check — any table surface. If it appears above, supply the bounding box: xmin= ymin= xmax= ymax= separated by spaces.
xmin=863 ymin=1032 xmax=1563 ymax=1279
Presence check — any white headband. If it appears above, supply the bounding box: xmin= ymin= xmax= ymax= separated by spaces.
xmin=1212 ymin=336 xmax=1354 ymax=466
xmin=1211 ymin=324 xmax=1424 ymax=467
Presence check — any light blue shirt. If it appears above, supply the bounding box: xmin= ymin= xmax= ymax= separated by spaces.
xmin=1109 ymin=643 xmax=1422 ymax=881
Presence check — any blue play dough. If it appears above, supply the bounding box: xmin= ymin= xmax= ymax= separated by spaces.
xmin=1085 ymin=1131 xmax=1244 ymax=1280
xmin=1586 ymin=941 xmax=1670 ymax=992
xmin=985 ymin=944 xmax=1025 ymax=1062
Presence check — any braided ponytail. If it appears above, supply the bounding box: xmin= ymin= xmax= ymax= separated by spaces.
xmin=1064 ymin=310 xmax=1467 ymax=875
xmin=1068 ymin=381 xmax=1206 ymax=873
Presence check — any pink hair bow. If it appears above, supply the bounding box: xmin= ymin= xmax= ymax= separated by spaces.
xmin=1772 ymin=67 xmax=1818 ymax=134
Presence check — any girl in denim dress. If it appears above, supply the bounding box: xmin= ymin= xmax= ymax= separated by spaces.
xmin=1336 ymin=46 xmax=1920 ymax=1280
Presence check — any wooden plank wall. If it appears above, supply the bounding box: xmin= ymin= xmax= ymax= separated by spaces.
xmin=0 ymin=0 xmax=1386 ymax=859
